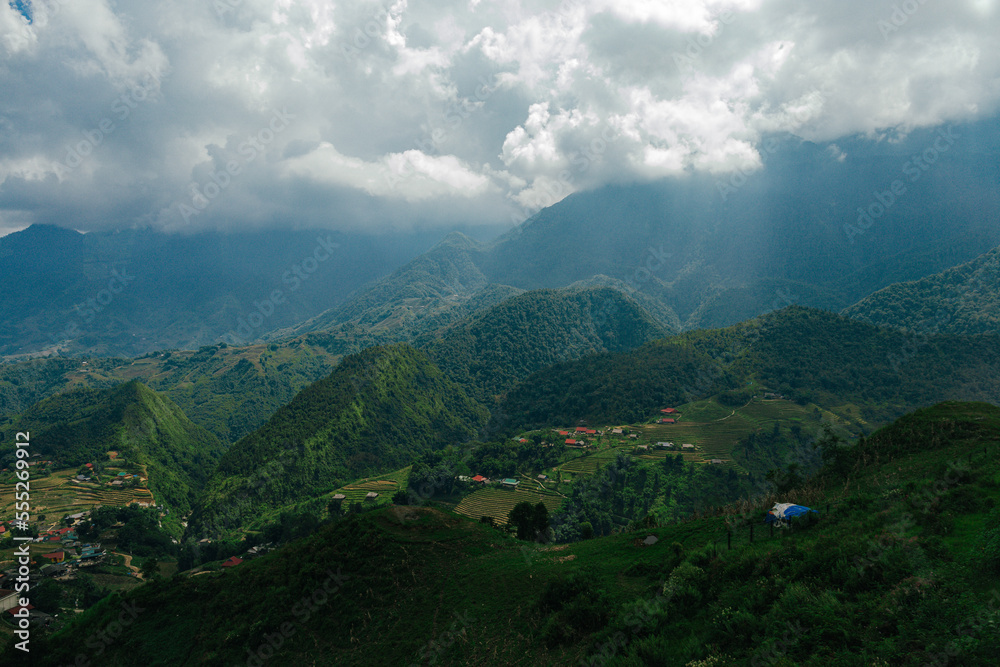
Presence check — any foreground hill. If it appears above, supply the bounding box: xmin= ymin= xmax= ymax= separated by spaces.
xmin=499 ymin=307 xmax=1000 ymax=429
xmin=14 ymin=401 xmax=1000 ymax=665
xmin=191 ymin=344 xmax=488 ymax=537
xmin=843 ymin=244 xmax=1000 ymax=335
xmin=426 ymin=287 xmax=668 ymax=403
xmin=0 ymin=381 xmax=223 ymax=511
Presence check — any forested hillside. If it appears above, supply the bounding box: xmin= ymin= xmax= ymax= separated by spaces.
xmin=1 ymin=381 xmax=224 ymax=511
xmin=15 ymin=402 xmax=1000 ymax=666
xmin=426 ymin=287 xmax=667 ymax=403
xmin=843 ymin=244 xmax=1000 ymax=335
xmin=500 ymin=307 xmax=1000 ymax=429
xmin=191 ymin=343 xmax=488 ymax=537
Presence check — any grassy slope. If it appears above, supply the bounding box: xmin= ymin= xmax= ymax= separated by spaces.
xmin=14 ymin=401 xmax=1000 ymax=666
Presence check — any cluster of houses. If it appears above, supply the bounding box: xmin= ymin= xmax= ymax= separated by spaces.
xmin=457 ymin=475 xmax=521 ymax=489
xmin=658 ymin=407 xmax=680 ymax=424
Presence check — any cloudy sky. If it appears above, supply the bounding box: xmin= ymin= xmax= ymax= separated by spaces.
xmin=1 ymin=0 xmax=998 ymax=236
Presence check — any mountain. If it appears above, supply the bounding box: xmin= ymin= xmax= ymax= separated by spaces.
xmin=191 ymin=343 xmax=488 ymax=536
xmin=285 ymin=121 xmax=1000 ymax=343
xmin=271 ymin=232 xmax=527 ymax=348
xmin=16 ymin=401 xmax=1000 ymax=666
xmin=0 ymin=335 xmax=348 ymax=444
xmin=842 ymin=244 xmax=1000 ymax=335
xmin=425 ymin=287 xmax=668 ymax=403
xmin=0 ymin=224 xmax=445 ymax=358
xmin=498 ymin=307 xmax=1000 ymax=429
xmin=1 ymin=381 xmax=224 ymax=511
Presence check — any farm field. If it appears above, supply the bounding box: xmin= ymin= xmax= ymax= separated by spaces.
xmin=0 ymin=468 xmax=154 ymax=534
xmin=331 ymin=466 xmax=411 ymax=506
xmin=454 ymin=485 xmax=564 ymax=525
xmin=633 ymin=398 xmax=855 ymax=471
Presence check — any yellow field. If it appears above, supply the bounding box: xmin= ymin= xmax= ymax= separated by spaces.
xmin=454 ymin=485 xmax=564 ymax=525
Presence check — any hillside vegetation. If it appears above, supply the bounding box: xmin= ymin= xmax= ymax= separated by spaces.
xmin=191 ymin=343 xmax=488 ymax=537
xmin=426 ymin=287 xmax=667 ymax=403
xmin=500 ymin=307 xmax=1000 ymax=429
xmin=13 ymin=401 xmax=1000 ymax=666
xmin=1 ymin=381 xmax=224 ymax=511
xmin=843 ymin=244 xmax=1000 ymax=335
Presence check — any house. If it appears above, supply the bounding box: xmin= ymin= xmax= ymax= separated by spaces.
xmin=558 ymin=431 xmax=569 ymax=436
xmin=659 ymin=418 xmax=676 ymax=424
xmin=660 ymin=408 xmax=678 ymax=414
xmin=331 ymin=494 xmax=346 ymax=501
xmin=682 ymin=444 xmax=695 ymax=450
xmin=586 ymin=429 xmax=597 ymax=435
xmin=471 ymin=475 xmax=488 ymax=484
xmin=0 ymin=590 xmax=18 ymax=613
xmin=0 ymin=525 xmax=5 ymax=534
xmin=501 ymin=478 xmax=519 ymax=489
xmin=636 ymin=445 xmax=649 ymax=451
xmin=40 ymin=551 xmax=65 ymax=563
xmin=8 ymin=604 xmax=34 ymax=617
xmin=221 ymin=556 xmax=243 ymax=568
xmin=628 ymin=434 xmax=638 ymax=439
xmin=40 ymin=563 xmax=68 ymax=577
xmin=565 ymin=439 xmax=577 ymax=445
xmin=710 ymin=459 xmax=723 ymax=465
xmin=575 ymin=426 xmax=588 ymax=433
xmin=611 ymin=428 xmax=623 ymax=435
xmin=537 ymin=474 xmax=548 ymax=481
xmin=365 ymin=491 xmax=379 ymax=500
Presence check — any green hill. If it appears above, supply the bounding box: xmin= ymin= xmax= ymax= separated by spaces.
xmin=14 ymin=401 xmax=1000 ymax=666
xmin=843 ymin=244 xmax=1000 ymax=335
xmin=1 ymin=381 xmax=224 ymax=512
xmin=0 ymin=335 xmax=352 ymax=444
xmin=499 ymin=306 xmax=1000 ymax=429
xmin=426 ymin=287 xmax=668 ymax=403
xmin=191 ymin=343 xmax=488 ymax=537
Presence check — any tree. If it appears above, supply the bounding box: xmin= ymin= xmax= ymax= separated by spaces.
xmin=392 ymin=490 xmax=409 ymax=505
xmin=141 ymin=557 xmax=160 ymax=580
xmin=508 ymin=501 xmax=537 ymax=541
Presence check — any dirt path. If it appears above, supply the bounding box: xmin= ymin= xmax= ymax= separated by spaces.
xmin=115 ymin=552 xmax=143 ymax=579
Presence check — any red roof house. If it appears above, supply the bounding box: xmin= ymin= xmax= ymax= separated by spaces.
xmin=558 ymin=431 xmax=569 ymax=436
xmin=660 ymin=408 xmax=678 ymax=414
xmin=586 ymin=429 xmax=597 ymax=435
xmin=8 ymin=604 xmax=34 ymax=616
xmin=659 ymin=419 xmax=677 ymax=424
xmin=575 ymin=427 xmax=588 ymax=432
xmin=40 ymin=551 xmax=65 ymax=563
xmin=565 ymin=439 xmax=577 ymax=445
xmin=221 ymin=556 xmax=243 ymax=568
xmin=471 ymin=475 xmax=487 ymax=483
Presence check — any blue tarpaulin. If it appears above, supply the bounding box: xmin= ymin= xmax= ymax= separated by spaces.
xmin=765 ymin=503 xmax=817 ymax=525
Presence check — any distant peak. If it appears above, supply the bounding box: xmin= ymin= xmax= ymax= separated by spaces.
xmin=431 ymin=231 xmax=481 ymax=251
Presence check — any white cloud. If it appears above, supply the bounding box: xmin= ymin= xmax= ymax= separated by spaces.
xmin=1 ymin=0 xmax=998 ymax=232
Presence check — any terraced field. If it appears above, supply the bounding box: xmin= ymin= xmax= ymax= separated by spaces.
xmin=454 ymin=486 xmax=565 ymax=525
xmin=0 ymin=469 xmax=157 ymax=533
xmin=331 ymin=467 xmax=411 ymax=506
